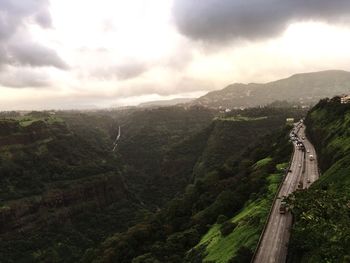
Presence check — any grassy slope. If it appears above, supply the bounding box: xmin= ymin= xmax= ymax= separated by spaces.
xmin=190 ymin=160 xmax=288 ymax=263
xmin=16 ymin=116 xmax=64 ymax=127
xmin=288 ymin=98 xmax=350 ymax=263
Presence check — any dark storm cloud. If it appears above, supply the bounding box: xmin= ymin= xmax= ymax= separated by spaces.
xmin=0 ymin=0 xmax=67 ymax=72
xmin=172 ymin=0 xmax=350 ymax=42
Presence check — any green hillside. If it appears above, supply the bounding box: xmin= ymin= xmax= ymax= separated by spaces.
xmin=85 ymin=112 xmax=295 ymax=263
xmin=186 ymin=162 xmax=288 ymax=263
xmin=114 ymin=106 xmax=216 ymax=207
xmin=0 ymin=106 xmax=304 ymax=263
xmin=288 ymin=97 xmax=350 ymax=263
xmin=194 ymin=70 xmax=350 ymax=108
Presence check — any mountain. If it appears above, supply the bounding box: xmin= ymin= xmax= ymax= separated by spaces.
xmin=193 ymin=70 xmax=350 ymax=108
xmin=138 ymin=98 xmax=195 ymax=108
xmin=287 ymin=97 xmax=350 ymax=263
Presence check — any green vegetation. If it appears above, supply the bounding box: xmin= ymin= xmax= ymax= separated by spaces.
xmin=287 ymin=97 xmax=350 ymax=263
xmin=193 ymin=106 xmax=304 ymax=179
xmin=86 ymin=125 xmax=292 ymax=263
xmin=1 ymin=111 xmax=65 ymax=127
xmin=0 ymin=115 xmax=143 ymax=263
xmin=254 ymin=157 xmax=273 ymax=168
xmin=19 ymin=116 xmax=63 ymax=127
xmin=189 ymin=162 xmax=286 ymax=263
xmin=0 ymin=105 xmax=300 ymax=263
xmin=113 ymin=106 xmax=215 ymax=206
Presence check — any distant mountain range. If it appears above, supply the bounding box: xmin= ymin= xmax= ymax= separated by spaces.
xmin=192 ymin=70 xmax=350 ymax=108
xmin=138 ymin=98 xmax=194 ymax=108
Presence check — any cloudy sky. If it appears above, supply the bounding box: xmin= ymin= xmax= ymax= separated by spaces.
xmin=1 ymin=0 xmax=350 ymax=109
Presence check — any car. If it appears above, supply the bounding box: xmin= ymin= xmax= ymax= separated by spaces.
xmin=307 ymin=150 xmax=310 ymax=153
xmin=307 ymin=179 xmax=311 ymax=183
xmin=298 ymin=164 xmax=302 ymax=168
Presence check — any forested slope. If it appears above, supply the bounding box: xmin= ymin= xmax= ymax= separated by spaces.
xmin=85 ymin=108 xmax=301 ymax=263
xmin=0 ymin=114 xmax=142 ymax=263
xmin=288 ymin=97 xmax=350 ymax=263
xmin=0 ymin=106 xmax=304 ymax=263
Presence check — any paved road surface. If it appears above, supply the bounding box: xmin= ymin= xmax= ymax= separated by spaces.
xmin=253 ymin=123 xmax=319 ymax=263
xmin=299 ymin=127 xmax=319 ymax=188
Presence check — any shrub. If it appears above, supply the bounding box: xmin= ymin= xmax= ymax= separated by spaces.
xmin=216 ymin=214 xmax=228 ymax=224
xmin=220 ymin=221 xmax=237 ymax=237
xmin=229 ymin=246 xmax=253 ymax=263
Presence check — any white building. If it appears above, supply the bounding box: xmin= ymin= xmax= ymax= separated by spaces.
xmin=286 ymin=118 xmax=295 ymax=124
xmin=341 ymin=95 xmax=350 ymax=104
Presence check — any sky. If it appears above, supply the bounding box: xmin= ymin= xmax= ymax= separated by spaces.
xmin=1 ymin=0 xmax=350 ymax=110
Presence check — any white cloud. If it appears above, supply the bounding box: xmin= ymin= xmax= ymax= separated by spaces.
xmin=0 ymin=66 xmax=50 ymax=88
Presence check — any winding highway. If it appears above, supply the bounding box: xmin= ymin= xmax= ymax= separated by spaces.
xmin=252 ymin=122 xmax=319 ymax=263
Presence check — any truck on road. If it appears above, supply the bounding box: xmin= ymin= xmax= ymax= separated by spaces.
xmin=279 ymin=201 xmax=287 ymax=214
xmin=309 ymin=155 xmax=314 ymax=161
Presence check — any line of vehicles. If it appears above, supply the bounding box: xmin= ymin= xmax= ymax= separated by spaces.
xmin=280 ymin=121 xmax=315 ymax=214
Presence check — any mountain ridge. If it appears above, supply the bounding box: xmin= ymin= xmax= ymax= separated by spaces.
xmin=193 ymin=70 xmax=350 ymax=108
